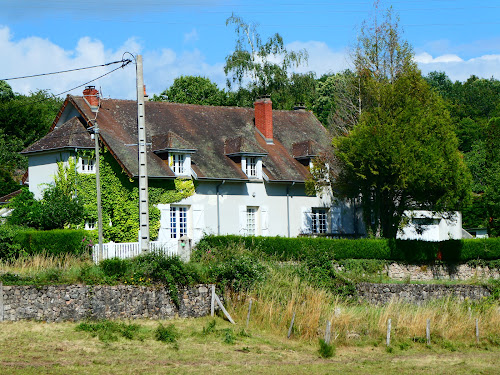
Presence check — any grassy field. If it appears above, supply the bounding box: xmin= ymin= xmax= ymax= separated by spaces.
xmin=0 ymin=317 xmax=499 ymax=375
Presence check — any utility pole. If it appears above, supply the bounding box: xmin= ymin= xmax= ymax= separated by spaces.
xmin=94 ymin=122 xmax=104 ymax=261
xmin=136 ymin=55 xmax=149 ymax=252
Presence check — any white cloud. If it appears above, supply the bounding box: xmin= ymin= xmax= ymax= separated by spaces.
xmin=416 ymin=52 xmax=500 ymax=81
xmin=0 ymin=26 xmax=225 ymax=100
xmin=183 ymin=29 xmax=199 ymax=44
xmin=287 ymin=40 xmax=350 ymax=76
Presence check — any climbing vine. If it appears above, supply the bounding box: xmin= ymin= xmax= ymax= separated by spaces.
xmin=76 ymin=148 xmax=194 ymax=242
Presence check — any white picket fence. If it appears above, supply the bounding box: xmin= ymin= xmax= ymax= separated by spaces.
xmin=92 ymin=241 xmax=178 ymax=263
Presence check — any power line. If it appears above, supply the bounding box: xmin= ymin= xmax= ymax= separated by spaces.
xmin=3 ymin=60 xmax=133 ymax=109
xmin=1 ymin=59 xmax=131 ymax=81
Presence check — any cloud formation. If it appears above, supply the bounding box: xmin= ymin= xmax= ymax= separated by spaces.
xmin=0 ymin=26 xmax=225 ymax=99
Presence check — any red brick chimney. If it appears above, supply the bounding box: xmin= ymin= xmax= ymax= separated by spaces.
xmin=254 ymin=96 xmax=273 ymax=143
xmin=83 ymin=86 xmax=100 ymax=109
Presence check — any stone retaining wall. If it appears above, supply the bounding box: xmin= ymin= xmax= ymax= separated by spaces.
xmin=356 ymin=282 xmax=491 ymax=305
xmin=0 ymin=284 xmax=214 ymax=322
xmin=387 ymin=263 xmax=500 ymax=281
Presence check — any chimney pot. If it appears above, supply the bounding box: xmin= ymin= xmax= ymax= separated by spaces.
xmin=254 ymin=96 xmax=273 ymax=143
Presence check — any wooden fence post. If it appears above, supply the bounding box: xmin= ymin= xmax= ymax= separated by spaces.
xmin=476 ymin=318 xmax=480 ymax=344
xmin=386 ymin=319 xmax=392 ymax=347
xmin=426 ymin=319 xmax=431 ymax=345
xmin=324 ymin=320 xmax=331 ymax=344
xmin=246 ymin=299 xmax=252 ymax=328
xmin=211 ymin=285 xmax=215 ymax=317
xmin=287 ymin=312 xmax=296 ymax=339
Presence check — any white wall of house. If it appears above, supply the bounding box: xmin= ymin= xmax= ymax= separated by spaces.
xmin=397 ymin=210 xmax=462 ymax=241
xmin=28 ymin=152 xmax=94 ymax=199
xmin=156 ymin=180 xmax=364 ymax=245
xmin=28 ymin=151 xmax=71 ymax=199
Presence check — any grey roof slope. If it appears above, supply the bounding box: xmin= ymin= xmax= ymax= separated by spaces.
xmin=22 ymin=116 xmax=94 ymax=154
xmin=30 ymin=95 xmax=332 ymax=182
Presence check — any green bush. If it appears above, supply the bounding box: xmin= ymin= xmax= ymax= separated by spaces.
xmin=208 ymin=254 xmax=266 ymax=292
xmin=99 ymin=258 xmax=128 ymax=279
xmin=196 ymin=235 xmax=500 ymax=262
xmin=154 ymin=323 xmax=179 ymax=343
xmin=0 ymin=224 xmax=24 ymax=259
xmin=318 ymin=339 xmax=335 ymax=358
xmin=13 ymin=229 xmax=91 ymax=257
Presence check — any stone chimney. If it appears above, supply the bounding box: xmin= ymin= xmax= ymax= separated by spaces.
xmin=83 ymin=86 xmax=100 ymax=111
xmin=254 ymin=96 xmax=273 ymax=143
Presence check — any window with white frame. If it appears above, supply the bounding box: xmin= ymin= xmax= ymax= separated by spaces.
xmin=81 ymin=157 xmax=95 ymax=173
xmin=170 ymin=153 xmax=185 ymax=175
xmin=245 ymin=157 xmax=257 ymax=177
xmin=170 ymin=206 xmax=188 ymax=239
xmin=246 ymin=207 xmax=258 ymax=236
xmin=311 ymin=208 xmax=328 ymax=234
xmin=85 ymin=220 xmax=95 ymax=230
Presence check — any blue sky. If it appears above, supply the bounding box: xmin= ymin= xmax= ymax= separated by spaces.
xmin=1 ymin=0 xmax=499 ymax=99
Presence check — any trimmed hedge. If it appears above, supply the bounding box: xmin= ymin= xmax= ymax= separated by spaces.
xmin=195 ymin=235 xmax=500 ymax=263
xmin=13 ymin=229 xmax=93 ymax=257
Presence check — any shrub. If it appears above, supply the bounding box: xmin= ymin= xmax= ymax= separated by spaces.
xmin=99 ymin=258 xmax=128 ymax=279
xmin=154 ymin=323 xmax=179 ymax=343
xmin=196 ymin=235 xmax=500 ymax=262
xmin=318 ymin=339 xmax=335 ymax=358
xmin=75 ymin=320 xmax=141 ymax=342
xmin=208 ymin=254 xmax=266 ymax=292
xmin=14 ymin=229 xmax=91 ymax=257
xmin=0 ymin=224 xmax=24 ymax=259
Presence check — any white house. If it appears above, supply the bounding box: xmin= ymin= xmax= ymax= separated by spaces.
xmin=21 ymin=87 xmax=364 ymax=249
xmin=396 ymin=210 xmax=463 ymax=242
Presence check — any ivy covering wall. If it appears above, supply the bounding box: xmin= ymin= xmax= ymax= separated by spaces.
xmin=76 ymin=148 xmax=194 ymax=242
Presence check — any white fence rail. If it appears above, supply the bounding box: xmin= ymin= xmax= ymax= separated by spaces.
xmin=92 ymin=241 xmax=178 ymax=263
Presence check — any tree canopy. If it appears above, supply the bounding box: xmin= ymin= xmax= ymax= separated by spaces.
xmin=152 ymin=76 xmax=227 ymax=106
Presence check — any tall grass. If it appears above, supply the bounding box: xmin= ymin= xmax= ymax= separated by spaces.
xmin=227 ymin=265 xmax=500 ymax=346
xmin=0 ymin=252 xmax=91 ymax=275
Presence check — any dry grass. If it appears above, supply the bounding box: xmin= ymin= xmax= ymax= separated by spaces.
xmin=226 ymin=267 xmax=500 ymax=346
xmin=0 ymin=253 xmax=91 ymax=275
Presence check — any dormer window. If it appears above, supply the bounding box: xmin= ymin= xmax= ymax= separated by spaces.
xmin=169 ymin=152 xmax=191 ymax=176
xmin=80 ymin=157 xmax=95 ymax=174
xmin=242 ymin=156 xmax=263 ymax=179
xmin=246 ymin=157 xmax=257 ymax=177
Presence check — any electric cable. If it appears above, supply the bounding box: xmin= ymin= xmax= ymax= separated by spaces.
xmin=1 ymin=59 xmax=131 ymax=81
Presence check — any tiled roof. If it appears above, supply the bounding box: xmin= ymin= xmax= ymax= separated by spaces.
xmin=33 ymin=96 xmax=333 ymax=182
xmin=21 ymin=116 xmax=94 ymax=154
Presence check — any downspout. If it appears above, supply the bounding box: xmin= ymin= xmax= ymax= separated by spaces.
xmin=216 ymin=180 xmax=225 ymax=235
xmin=286 ymin=181 xmax=295 ymax=237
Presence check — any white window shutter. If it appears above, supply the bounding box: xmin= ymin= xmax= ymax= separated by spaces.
xmin=157 ymin=204 xmax=171 ymax=242
xmin=260 ymin=206 xmax=269 ymax=236
xmin=239 ymin=205 xmax=247 ymax=235
xmin=192 ymin=204 xmax=204 ymax=243
xmin=301 ymin=207 xmax=312 ymax=234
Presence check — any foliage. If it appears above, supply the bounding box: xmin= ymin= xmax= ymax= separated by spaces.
xmin=152 ymin=75 xmax=227 ymax=106
xmin=0 ymin=224 xmax=24 ymax=259
xmin=75 ymin=320 xmax=143 ymax=342
xmin=0 ymin=87 xmax=61 ymax=196
xmin=224 ymin=14 xmax=308 ymax=99
xmin=7 ymin=183 xmax=84 ymax=231
xmin=195 ymin=235 xmax=500 ymax=262
xmin=207 ymin=254 xmax=267 ymax=292
xmin=154 ymin=323 xmax=180 ymax=344
xmin=77 ymin=149 xmax=194 ymax=242
xmin=332 ymin=70 xmax=471 ymax=238
xmin=318 ymin=338 xmax=335 ymax=358
xmin=13 ymin=229 xmax=91 ymax=257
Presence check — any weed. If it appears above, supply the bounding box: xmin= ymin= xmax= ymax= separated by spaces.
xmin=318 ymin=339 xmax=335 ymax=358
xmin=75 ymin=320 xmax=141 ymax=342
xmin=222 ymin=329 xmax=236 ymax=344
xmin=154 ymin=323 xmax=179 ymax=344
xmin=202 ymin=319 xmax=217 ymax=335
